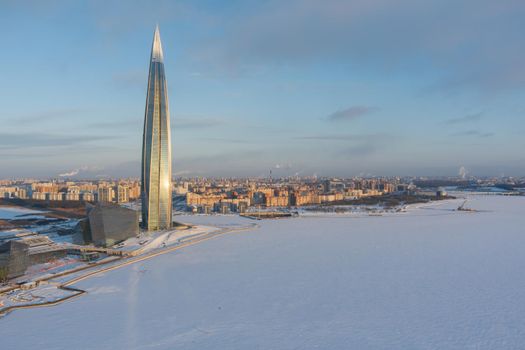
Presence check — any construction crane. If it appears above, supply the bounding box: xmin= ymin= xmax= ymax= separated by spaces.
xmin=457 ymin=200 xmax=476 ymax=212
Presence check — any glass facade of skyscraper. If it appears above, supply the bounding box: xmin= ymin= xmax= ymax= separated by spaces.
xmin=141 ymin=26 xmax=172 ymax=231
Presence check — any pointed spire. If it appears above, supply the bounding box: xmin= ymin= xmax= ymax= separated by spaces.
xmin=151 ymin=24 xmax=164 ymax=62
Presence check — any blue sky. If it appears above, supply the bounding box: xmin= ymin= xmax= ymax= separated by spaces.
xmin=1 ymin=0 xmax=524 ymax=178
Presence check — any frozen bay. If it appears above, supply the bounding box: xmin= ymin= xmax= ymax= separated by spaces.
xmin=1 ymin=195 xmax=525 ymax=349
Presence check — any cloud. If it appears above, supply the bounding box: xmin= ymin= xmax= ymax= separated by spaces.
xmin=173 ymin=170 xmax=194 ymax=176
xmin=450 ymin=130 xmax=495 ymax=137
xmin=89 ymin=1 xmax=194 ymax=38
xmin=10 ymin=108 xmax=87 ymax=124
xmin=172 ymin=117 xmax=227 ymax=129
xmin=112 ymin=70 xmax=145 ymax=89
xmin=59 ymin=169 xmax=80 ymax=177
xmin=58 ymin=165 xmax=104 ymax=177
xmin=294 ymin=133 xmax=387 ymax=141
xmin=86 ymin=119 xmax=142 ymax=130
xmin=459 ymin=165 xmax=468 ymax=179
xmin=172 ymin=150 xmax=270 ymax=176
xmin=192 ymin=0 xmax=525 ymax=92
xmin=0 ymin=133 xmax=113 ymax=150
xmin=198 ymin=137 xmax=249 ymax=144
xmin=443 ymin=112 xmax=483 ymax=125
xmin=295 ymin=133 xmax=396 ymax=158
xmin=325 ymin=106 xmax=377 ymax=122
xmin=344 ymin=143 xmax=383 ymax=156
xmin=274 ymin=163 xmax=292 ymax=169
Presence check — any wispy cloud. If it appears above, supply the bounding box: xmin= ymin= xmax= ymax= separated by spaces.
xmin=344 ymin=143 xmax=383 ymax=156
xmin=274 ymin=163 xmax=292 ymax=169
xmin=173 ymin=170 xmax=195 ymax=176
xmin=10 ymin=108 xmax=87 ymax=124
xmin=172 ymin=117 xmax=227 ymax=129
xmin=0 ymin=133 xmax=113 ymax=149
xmin=198 ymin=137 xmax=249 ymax=144
xmin=296 ymin=133 xmax=395 ymax=157
xmin=450 ymin=130 xmax=495 ymax=137
xmin=325 ymin=106 xmax=377 ymax=122
xmin=193 ymin=0 xmax=525 ymax=92
xmin=172 ymin=150 xmax=267 ymax=176
xmin=443 ymin=112 xmax=483 ymax=125
xmin=86 ymin=119 xmax=142 ymax=130
xmin=58 ymin=165 xmax=103 ymax=177
xmin=112 ymin=70 xmax=145 ymax=89
xmin=294 ymin=133 xmax=386 ymax=141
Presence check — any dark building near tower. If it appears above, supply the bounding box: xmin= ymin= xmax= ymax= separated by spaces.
xmin=86 ymin=203 xmax=139 ymax=247
xmin=0 ymin=240 xmax=29 ymax=280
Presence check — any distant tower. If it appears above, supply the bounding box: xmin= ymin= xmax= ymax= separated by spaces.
xmin=141 ymin=25 xmax=172 ymax=230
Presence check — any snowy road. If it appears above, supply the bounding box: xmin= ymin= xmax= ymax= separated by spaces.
xmin=1 ymin=195 xmax=525 ymax=349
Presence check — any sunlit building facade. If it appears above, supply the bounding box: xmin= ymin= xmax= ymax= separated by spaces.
xmin=141 ymin=26 xmax=172 ymax=230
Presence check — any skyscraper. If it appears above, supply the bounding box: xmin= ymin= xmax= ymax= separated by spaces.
xmin=141 ymin=26 xmax=172 ymax=230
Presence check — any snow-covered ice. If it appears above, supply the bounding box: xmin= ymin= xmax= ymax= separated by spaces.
xmin=117 ymin=225 xmax=220 ymax=254
xmin=1 ymin=195 xmax=525 ymax=349
xmin=0 ymin=206 xmax=45 ymax=220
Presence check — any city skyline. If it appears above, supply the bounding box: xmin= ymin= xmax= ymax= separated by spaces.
xmin=1 ymin=1 xmax=525 ymax=178
xmin=141 ymin=26 xmax=172 ymax=230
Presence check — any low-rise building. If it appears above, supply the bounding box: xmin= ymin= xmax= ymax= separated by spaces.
xmin=0 ymin=240 xmax=29 ymax=281
xmin=80 ymin=192 xmax=94 ymax=202
xmin=19 ymin=235 xmax=67 ymax=265
xmin=97 ymin=186 xmax=114 ymax=203
xmin=86 ymin=203 xmax=139 ymax=247
xmin=116 ymin=185 xmax=129 ymax=203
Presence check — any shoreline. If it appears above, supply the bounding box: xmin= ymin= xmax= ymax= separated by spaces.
xmin=0 ymin=222 xmax=258 ymax=317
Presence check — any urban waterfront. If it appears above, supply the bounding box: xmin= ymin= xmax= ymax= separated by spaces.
xmin=2 ymin=195 xmax=525 ymax=349
xmin=1 ymin=1 xmax=525 ymax=349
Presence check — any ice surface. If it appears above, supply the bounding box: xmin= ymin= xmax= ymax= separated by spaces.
xmin=1 ymin=195 xmax=525 ymax=349
xmin=0 ymin=206 xmax=44 ymax=220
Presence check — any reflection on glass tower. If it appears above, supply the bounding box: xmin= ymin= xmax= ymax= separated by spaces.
xmin=141 ymin=26 xmax=172 ymax=231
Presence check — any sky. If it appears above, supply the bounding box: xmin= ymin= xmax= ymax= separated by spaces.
xmin=1 ymin=0 xmax=524 ymax=179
